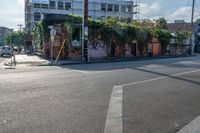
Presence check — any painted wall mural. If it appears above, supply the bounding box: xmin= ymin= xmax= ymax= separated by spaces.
xmin=88 ymin=40 xmax=108 ymax=58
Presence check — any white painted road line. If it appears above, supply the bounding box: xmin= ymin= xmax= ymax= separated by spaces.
xmin=104 ymin=69 xmax=200 ymax=133
xmin=176 ymin=116 xmax=200 ymax=133
xmin=70 ymin=70 xmax=90 ymax=74
xmin=104 ymin=86 xmax=123 ymax=133
xmin=121 ymin=69 xmax=200 ymax=87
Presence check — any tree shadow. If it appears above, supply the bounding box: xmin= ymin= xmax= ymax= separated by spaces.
xmin=58 ymin=56 xmax=200 ymax=72
xmin=132 ymin=67 xmax=200 ymax=86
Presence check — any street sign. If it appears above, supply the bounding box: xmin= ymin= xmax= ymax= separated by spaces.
xmin=50 ymin=28 xmax=56 ymax=36
xmin=84 ymin=27 xmax=88 ymax=37
xmin=72 ymin=40 xmax=81 ymax=46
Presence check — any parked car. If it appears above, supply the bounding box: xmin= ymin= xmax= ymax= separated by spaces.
xmin=0 ymin=46 xmax=13 ymax=57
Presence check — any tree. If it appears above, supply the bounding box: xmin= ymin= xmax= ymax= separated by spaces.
xmin=176 ymin=30 xmax=190 ymax=44
xmin=156 ymin=17 xmax=168 ymax=29
xmin=33 ymin=15 xmax=173 ymax=58
xmin=4 ymin=31 xmax=26 ymax=48
xmin=4 ymin=32 xmax=14 ymax=45
xmin=156 ymin=29 xmax=172 ymax=54
xmin=136 ymin=28 xmax=151 ymax=56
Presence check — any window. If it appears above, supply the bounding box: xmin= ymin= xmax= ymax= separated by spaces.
xmin=107 ymin=4 xmax=113 ymax=12
xmin=65 ymin=2 xmax=71 ymax=10
xmin=34 ymin=4 xmax=40 ymax=8
xmin=58 ymin=2 xmax=64 ymax=10
xmin=101 ymin=16 xmax=106 ymax=19
xmin=114 ymin=4 xmax=119 ymax=12
xmin=34 ymin=12 xmax=41 ymax=21
xmin=49 ymin=1 xmax=55 ymax=9
xmin=41 ymin=4 xmax=48 ymax=9
xmin=101 ymin=3 xmax=106 ymax=11
xmin=121 ymin=5 xmax=126 ymax=12
xmin=127 ymin=5 xmax=132 ymax=12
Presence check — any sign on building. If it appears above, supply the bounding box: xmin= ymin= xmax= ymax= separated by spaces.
xmin=50 ymin=28 xmax=56 ymax=36
xmin=31 ymin=0 xmax=49 ymax=4
xmin=72 ymin=40 xmax=81 ymax=46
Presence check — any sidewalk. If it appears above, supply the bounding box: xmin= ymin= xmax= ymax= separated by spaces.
xmin=4 ymin=54 xmax=50 ymax=66
xmin=4 ymin=54 xmax=82 ymax=67
xmin=3 ymin=54 xmax=198 ymax=67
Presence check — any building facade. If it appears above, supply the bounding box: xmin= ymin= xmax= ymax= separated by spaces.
xmin=167 ymin=21 xmax=195 ymax=33
xmin=0 ymin=27 xmax=14 ymax=46
xmin=25 ymin=0 xmax=139 ymax=31
xmin=194 ymin=22 xmax=200 ymax=52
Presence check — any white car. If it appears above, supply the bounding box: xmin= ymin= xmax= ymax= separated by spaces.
xmin=0 ymin=46 xmax=13 ymax=57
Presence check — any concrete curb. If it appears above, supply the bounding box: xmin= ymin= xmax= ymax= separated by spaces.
xmin=59 ymin=55 xmax=196 ymax=66
xmin=177 ymin=116 xmax=200 ymax=133
xmin=2 ymin=54 xmax=197 ymax=67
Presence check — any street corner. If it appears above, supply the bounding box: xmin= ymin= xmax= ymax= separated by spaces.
xmin=4 ymin=54 xmax=50 ymax=67
xmin=121 ymin=70 xmax=200 ymax=133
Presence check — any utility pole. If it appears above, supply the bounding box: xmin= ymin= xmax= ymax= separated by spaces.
xmin=18 ymin=24 xmax=23 ymax=32
xmin=9 ymin=31 xmax=12 ymax=46
xmin=191 ymin=0 xmax=195 ymax=25
xmin=82 ymin=0 xmax=89 ymax=63
xmin=190 ymin=0 xmax=195 ymax=55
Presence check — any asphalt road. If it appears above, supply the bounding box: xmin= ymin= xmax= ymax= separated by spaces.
xmin=0 ymin=56 xmax=200 ymax=133
xmin=0 ymin=57 xmax=6 ymax=63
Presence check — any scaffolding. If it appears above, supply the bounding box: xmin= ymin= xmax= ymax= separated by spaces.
xmin=25 ymin=0 xmax=141 ymax=31
xmin=133 ymin=0 xmax=140 ymax=20
xmin=25 ymin=0 xmax=33 ymax=32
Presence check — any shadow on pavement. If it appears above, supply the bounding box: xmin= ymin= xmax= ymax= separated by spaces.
xmin=57 ymin=56 xmax=200 ymax=72
xmin=53 ymin=56 xmax=200 ymax=86
xmin=132 ymin=67 xmax=200 ymax=86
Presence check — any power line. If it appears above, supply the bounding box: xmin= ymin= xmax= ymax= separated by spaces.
xmin=186 ymin=0 xmax=190 ymax=8
xmin=191 ymin=0 xmax=195 ymax=24
xmin=186 ymin=0 xmax=192 ymax=21
xmin=195 ymin=0 xmax=200 ymax=14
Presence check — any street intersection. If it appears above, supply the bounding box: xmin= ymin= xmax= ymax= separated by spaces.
xmin=0 ymin=56 xmax=200 ymax=133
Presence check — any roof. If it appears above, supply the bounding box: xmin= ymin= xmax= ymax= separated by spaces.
xmin=167 ymin=23 xmax=195 ymax=33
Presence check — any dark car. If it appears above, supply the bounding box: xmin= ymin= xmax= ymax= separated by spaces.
xmin=0 ymin=46 xmax=13 ymax=57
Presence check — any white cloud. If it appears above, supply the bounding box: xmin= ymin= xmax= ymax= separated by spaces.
xmin=17 ymin=0 xmax=24 ymax=7
xmin=140 ymin=2 xmax=161 ymax=17
xmin=140 ymin=2 xmax=200 ymax=23
xmin=167 ymin=7 xmax=191 ymax=22
xmin=166 ymin=7 xmax=199 ymax=23
xmin=0 ymin=1 xmax=25 ymax=30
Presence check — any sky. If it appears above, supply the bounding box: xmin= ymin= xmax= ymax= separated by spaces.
xmin=0 ymin=0 xmax=200 ymax=31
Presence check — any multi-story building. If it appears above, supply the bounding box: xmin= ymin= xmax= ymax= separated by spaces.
xmin=0 ymin=27 xmax=14 ymax=46
xmin=25 ymin=0 xmax=140 ymax=31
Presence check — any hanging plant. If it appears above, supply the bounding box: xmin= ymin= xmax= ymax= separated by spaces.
xmin=64 ymin=22 xmax=75 ymax=34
